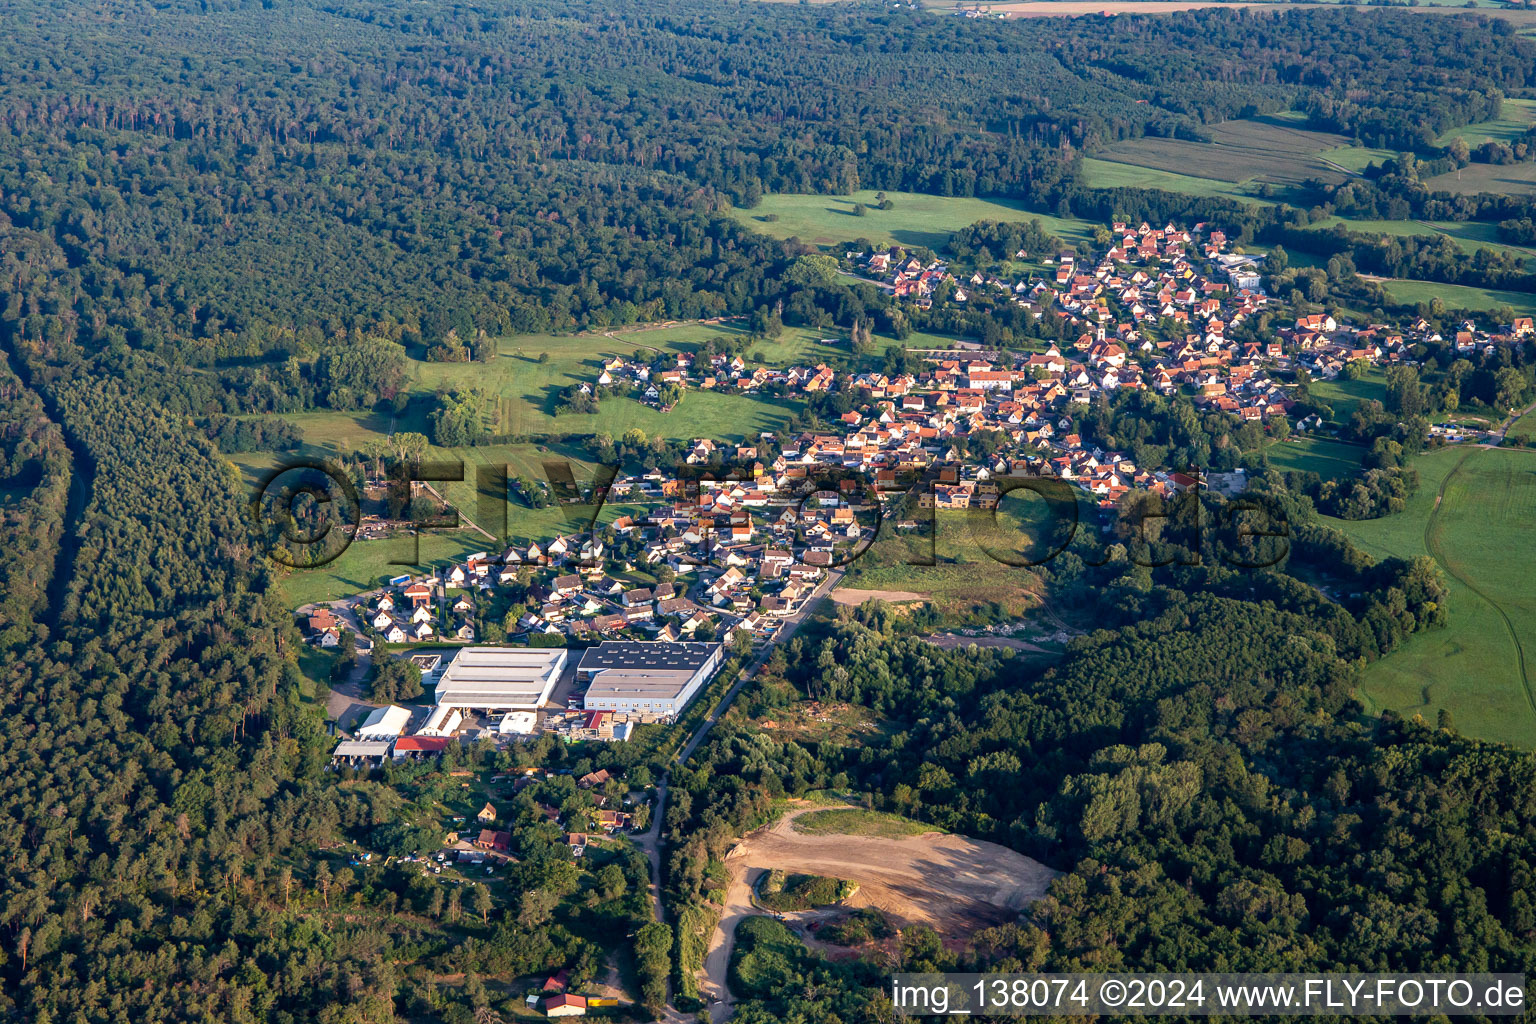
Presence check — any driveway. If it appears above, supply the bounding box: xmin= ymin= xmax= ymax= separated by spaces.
xmin=296 ymin=596 xmax=382 ymax=729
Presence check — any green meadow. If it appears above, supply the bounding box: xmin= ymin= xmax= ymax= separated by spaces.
xmin=1332 ymin=446 xmax=1536 ymax=747
xmin=1306 ymin=217 xmax=1536 ymax=269
xmin=1316 ymin=145 xmax=1400 ymax=174
xmin=408 ymin=332 xmax=799 ymax=439
xmin=731 ymin=189 xmax=1098 ymax=251
xmin=1379 ymin=278 xmax=1536 ymax=314
xmin=277 ymin=529 xmax=489 ymax=610
xmin=1424 ymin=162 xmax=1536 ymax=197
xmin=1432 ymin=98 xmax=1536 ymax=148
xmin=1262 ymin=435 xmax=1366 ymax=480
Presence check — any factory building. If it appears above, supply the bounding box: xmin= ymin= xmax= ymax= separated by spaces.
xmin=577 ymin=641 xmax=724 ymax=718
xmin=434 ymin=646 xmax=567 ymax=713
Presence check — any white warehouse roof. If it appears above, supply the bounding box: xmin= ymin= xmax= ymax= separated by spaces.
xmin=435 ymin=646 xmax=566 ymax=710
xmin=356 ymin=704 xmax=411 ymax=739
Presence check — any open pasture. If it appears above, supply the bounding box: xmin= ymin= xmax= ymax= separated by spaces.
xmin=1332 ymin=447 xmax=1536 ymax=747
xmin=732 ymin=190 xmax=1097 ymax=251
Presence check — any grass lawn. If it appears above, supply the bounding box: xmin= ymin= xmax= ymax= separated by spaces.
xmin=1379 ymin=278 xmax=1536 ymax=314
xmin=898 ymin=329 xmax=982 ymax=350
xmin=1331 ymin=446 xmax=1536 ymax=747
xmin=731 ymin=190 xmax=1098 ymax=252
xmin=1309 ymin=369 xmax=1388 ymax=421
xmin=1263 ymin=435 xmax=1366 ymax=480
xmin=790 ymin=808 xmax=940 ymax=838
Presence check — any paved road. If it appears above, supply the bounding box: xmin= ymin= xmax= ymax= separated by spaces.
xmin=681 ymin=566 xmax=842 ymax=765
xmin=1482 ymin=397 xmax=1536 ymax=447
xmin=638 ymin=565 xmax=844 ymax=1019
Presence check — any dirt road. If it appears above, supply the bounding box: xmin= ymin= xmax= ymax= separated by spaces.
xmin=700 ymin=807 xmax=1056 ymax=1019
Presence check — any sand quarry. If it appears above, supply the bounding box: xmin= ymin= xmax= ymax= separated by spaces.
xmin=700 ymin=807 xmax=1056 ymax=1013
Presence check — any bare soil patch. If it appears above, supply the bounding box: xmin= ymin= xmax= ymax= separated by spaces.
xmin=925 ymin=633 xmax=1051 ymax=653
xmin=701 ymin=806 xmax=1056 ymax=1012
xmin=830 ymin=587 xmax=927 ymax=605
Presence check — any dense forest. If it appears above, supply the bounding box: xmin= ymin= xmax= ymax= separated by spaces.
xmin=2 ymin=1 xmax=1535 ymax=1021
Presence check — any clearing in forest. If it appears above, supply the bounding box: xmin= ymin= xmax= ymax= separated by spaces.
xmin=702 ymin=806 xmax=1056 ymax=1010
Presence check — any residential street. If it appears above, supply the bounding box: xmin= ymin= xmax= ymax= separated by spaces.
xmin=296 ymin=595 xmax=382 ymax=730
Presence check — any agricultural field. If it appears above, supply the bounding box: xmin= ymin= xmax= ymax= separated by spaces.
xmin=1379 ymin=278 xmax=1536 ymax=313
xmin=1262 ymin=435 xmax=1366 ymax=480
xmin=1423 ymin=161 xmax=1536 ymax=197
xmin=1078 ymin=158 xmax=1271 ymax=203
xmin=1090 ymin=114 xmax=1354 ymax=187
xmin=1331 ymin=446 xmax=1536 ymax=748
xmin=731 ymin=189 xmax=1097 ymax=251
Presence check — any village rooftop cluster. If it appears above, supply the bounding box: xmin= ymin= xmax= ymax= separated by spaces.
xmin=308 ymin=219 xmax=1533 ymax=753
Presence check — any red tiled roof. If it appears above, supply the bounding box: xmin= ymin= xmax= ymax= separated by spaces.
xmin=392 ymin=736 xmax=450 ymax=753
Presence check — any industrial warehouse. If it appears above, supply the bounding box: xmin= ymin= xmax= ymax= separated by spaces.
xmin=433 ymin=646 xmax=568 ymax=713
xmin=577 ymin=641 xmax=725 ymax=717
xmin=331 ymin=640 xmax=730 ymax=766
